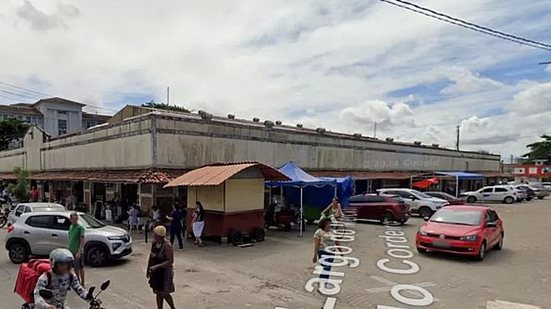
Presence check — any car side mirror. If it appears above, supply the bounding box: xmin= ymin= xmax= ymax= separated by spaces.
xmin=486 ymin=222 xmax=497 ymax=228
xmin=409 ymin=195 xmax=417 ymax=200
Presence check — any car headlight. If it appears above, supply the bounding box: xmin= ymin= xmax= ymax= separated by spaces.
xmin=460 ymin=234 xmax=478 ymax=241
xmin=418 ymin=229 xmax=427 ymax=236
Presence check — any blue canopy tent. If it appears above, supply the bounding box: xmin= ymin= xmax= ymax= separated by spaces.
xmin=266 ymin=161 xmax=337 ymax=237
xmin=412 ymin=171 xmax=484 ymax=196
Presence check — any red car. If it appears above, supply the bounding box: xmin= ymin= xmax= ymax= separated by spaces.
xmin=425 ymin=191 xmax=464 ymax=205
xmin=348 ymin=194 xmax=410 ymax=225
xmin=416 ymin=206 xmax=504 ymax=260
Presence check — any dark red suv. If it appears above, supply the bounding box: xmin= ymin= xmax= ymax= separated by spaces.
xmin=348 ymin=194 xmax=410 ymax=225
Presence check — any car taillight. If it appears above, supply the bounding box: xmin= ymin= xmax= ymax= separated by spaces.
xmin=7 ymin=225 xmax=14 ymax=233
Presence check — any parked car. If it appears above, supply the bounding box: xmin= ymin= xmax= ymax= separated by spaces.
xmin=526 ymin=183 xmax=550 ymax=199
xmin=7 ymin=203 xmax=65 ymax=226
xmin=508 ymin=186 xmax=527 ymax=202
xmin=348 ymin=194 xmax=410 ymax=225
xmin=416 ymin=205 xmax=504 ymax=261
xmin=460 ymin=185 xmax=517 ymax=204
xmin=541 ymin=182 xmax=551 ymax=190
xmin=377 ymin=188 xmax=448 ymax=218
xmin=425 ymin=192 xmax=464 ymax=205
xmin=5 ymin=211 xmax=132 ymax=266
xmin=515 ymin=185 xmax=535 ymax=201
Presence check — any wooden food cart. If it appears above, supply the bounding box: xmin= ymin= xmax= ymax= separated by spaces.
xmin=164 ymin=162 xmax=289 ymax=245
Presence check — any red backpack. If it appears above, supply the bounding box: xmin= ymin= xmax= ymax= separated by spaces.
xmin=14 ymin=259 xmax=52 ymax=304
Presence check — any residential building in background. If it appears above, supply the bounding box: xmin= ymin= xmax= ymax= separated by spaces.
xmin=0 ymin=97 xmax=110 ymax=137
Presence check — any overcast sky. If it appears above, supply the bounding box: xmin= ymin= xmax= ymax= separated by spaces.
xmin=1 ymin=0 xmax=550 ymax=160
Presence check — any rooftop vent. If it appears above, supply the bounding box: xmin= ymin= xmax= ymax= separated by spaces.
xmin=227 ymin=114 xmax=235 ymax=119
xmin=414 ymin=141 xmax=422 ymax=146
xmin=353 ymin=133 xmax=362 ymax=138
xmin=432 ymin=143 xmax=439 ymax=148
xmin=200 ymin=112 xmax=213 ymax=120
xmin=316 ymin=127 xmax=326 ymax=134
xmin=296 ymin=123 xmax=303 ymax=128
xmin=253 ymin=117 xmax=260 ymax=123
xmin=264 ymin=120 xmax=274 ymax=128
xmin=386 ymin=137 xmax=394 ymax=142
xmin=275 ymin=120 xmax=282 ymax=125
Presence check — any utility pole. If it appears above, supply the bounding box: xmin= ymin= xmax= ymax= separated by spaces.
xmin=373 ymin=122 xmax=377 ymax=138
xmin=166 ymin=86 xmax=170 ymax=105
xmin=455 ymin=125 xmax=460 ymax=151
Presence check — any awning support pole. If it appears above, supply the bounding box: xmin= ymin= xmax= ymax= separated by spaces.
xmin=455 ymin=176 xmax=459 ymax=197
xmin=299 ymin=186 xmax=304 ymax=237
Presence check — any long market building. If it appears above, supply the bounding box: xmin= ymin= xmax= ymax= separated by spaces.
xmin=0 ymin=104 xmax=505 ymax=215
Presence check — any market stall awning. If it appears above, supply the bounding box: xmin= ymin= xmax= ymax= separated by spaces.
xmin=412 ymin=177 xmax=439 ymax=189
xmin=27 ymin=169 xmax=186 ymax=184
xmin=164 ymin=162 xmax=288 ymax=187
xmin=434 ymin=171 xmax=484 ymax=179
xmin=266 ymin=161 xmax=336 ymax=187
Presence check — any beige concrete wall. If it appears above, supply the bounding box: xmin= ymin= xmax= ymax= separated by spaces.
xmin=187 ymin=185 xmax=224 ymax=212
xmin=225 ymin=178 xmax=264 ymax=212
xmin=0 ymin=150 xmax=25 ymax=172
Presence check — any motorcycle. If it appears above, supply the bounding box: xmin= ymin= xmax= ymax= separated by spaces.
xmin=0 ymin=205 xmax=9 ymax=228
xmin=36 ymin=280 xmax=110 ymax=309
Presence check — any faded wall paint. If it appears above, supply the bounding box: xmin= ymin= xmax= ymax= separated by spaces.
xmin=187 ymin=185 xmax=225 ymax=212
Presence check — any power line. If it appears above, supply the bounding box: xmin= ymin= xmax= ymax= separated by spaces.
xmin=379 ymin=0 xmax=551 ymax=52
xmin=0 ymin=82 xmax=51 ymax=97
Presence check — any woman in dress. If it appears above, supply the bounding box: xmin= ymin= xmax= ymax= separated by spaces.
xmin=312 ymin=217 xmax=335 ymax=280
xmin=147 ymin=225 xmax=176 ymax=309
xmin=321 ymin=197 xmax=343 ymax=222
xmin=191 ymin=201 xmax=205 ymax=247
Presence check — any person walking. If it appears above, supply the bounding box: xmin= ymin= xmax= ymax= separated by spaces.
xmin=169 ymin=205 xmax=185 ymax=250
xmin=312 ymin=218 xmax=335 ymax=281
xmin=191 ymin=201 xmax=205 ymax=247
xmin=147 ymin=226 xmax=176 ymax=309
xmin=30 ymin=186 xmax=39 ymax=202
xmin=68 ymin=212 xmax=86 ymax=286
xmin=128 ymin=204 xmax=139 ymax=232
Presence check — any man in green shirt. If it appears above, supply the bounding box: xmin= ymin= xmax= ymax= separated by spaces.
xmin=68 ymin=212 xmax=85 ymax=286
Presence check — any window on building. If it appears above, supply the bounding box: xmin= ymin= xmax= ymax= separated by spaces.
xmin=58 ymin=119 xmax=67 ymax=135
xmin=25 ymin=116 xmax=32 ymax=123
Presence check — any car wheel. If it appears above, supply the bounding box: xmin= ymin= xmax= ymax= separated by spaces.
xmin=504 ymin=196 xmax=514 ymax=204
xmin=417 ymin=247 xmax=427 ymax=254
xmin=466 ymin=196 xmax=477 ymax=203
xmin=494 ymin=233 xmax=504 ymax=250
xmin=526 ymin=197 xmax=533 ymax=201
xmin=418 ymin=207 xmax=433 ymax=219
xmin=86 ymin=245 xmax=108 ymax=267
xmin=8 ymin=242 xmax=29 ymax=264
xmin=380 ymin=213 xmax=394 ymax=225
xmin=398 ymin=219 xmax=408 ymax=225
xmin=538 ymin=196 xmax=544 ymax=200
xmin=475 ymin=241 xmax=487 ymax=261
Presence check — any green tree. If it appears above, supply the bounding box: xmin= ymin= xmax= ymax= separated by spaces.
xmin=7 ymin=167 xmax=30 ymax=202
xmin=523 ymin=134 xmax=551 ymax=163
xmin=0 ymin=118 xmax=29 ymax=150
xmin=142 ymin=100 xmax=190 ymax=113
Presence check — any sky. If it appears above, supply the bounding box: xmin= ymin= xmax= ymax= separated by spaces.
xmin=0 ymin=0 xmax=550 ymax=160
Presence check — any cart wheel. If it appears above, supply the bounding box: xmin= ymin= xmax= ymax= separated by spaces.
xmin=252 ymin=227 xmax=266 ymax=241
xmin=228 ymin=229 xmax=243 ymax=246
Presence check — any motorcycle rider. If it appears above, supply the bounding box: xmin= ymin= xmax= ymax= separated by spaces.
xmin=33 ymin=248 xmax=91 ymax=309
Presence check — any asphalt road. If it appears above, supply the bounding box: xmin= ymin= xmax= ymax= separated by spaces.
xmin=0 ymin=199 xmax=550 ymax=308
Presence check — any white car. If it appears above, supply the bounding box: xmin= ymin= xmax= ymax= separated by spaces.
xmin=5 ymin=211 xmax=132 ymax=266
xmin=461 ymin=185 xmax=517 ymax=204
xmin=377 ymin=188 xmax=448 ymax=218
xmin=7 ymin=202 xmax=65 ymax=226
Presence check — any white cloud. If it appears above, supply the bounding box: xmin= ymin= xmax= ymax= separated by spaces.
xmin=0 ymin=0 xmax=549 ymax=158
xmin=508 ymin=82 xmax=551 ymax=114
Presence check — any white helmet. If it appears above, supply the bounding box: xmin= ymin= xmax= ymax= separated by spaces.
xmin=50 ymin=248 xmax=74 ymax=269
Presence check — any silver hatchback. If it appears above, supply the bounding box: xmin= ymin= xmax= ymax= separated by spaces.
xmin=5 ymin=211 xmax=132 ymax=267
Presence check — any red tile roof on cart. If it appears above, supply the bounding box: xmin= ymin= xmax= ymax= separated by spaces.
xmin=164 ymin=162 xmax=289 ymax=187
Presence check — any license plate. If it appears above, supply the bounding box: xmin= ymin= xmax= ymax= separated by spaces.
xmin=432 ymin=240 xmax=450 ymax=248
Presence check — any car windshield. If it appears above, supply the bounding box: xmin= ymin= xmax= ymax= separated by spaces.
xmin=412 ymin=190 xmax=432 ymax=199
xmin=79 ymin=213 xmax=106 ymax=228
xmin=430 ymin=209 xmax=481 ymax=226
